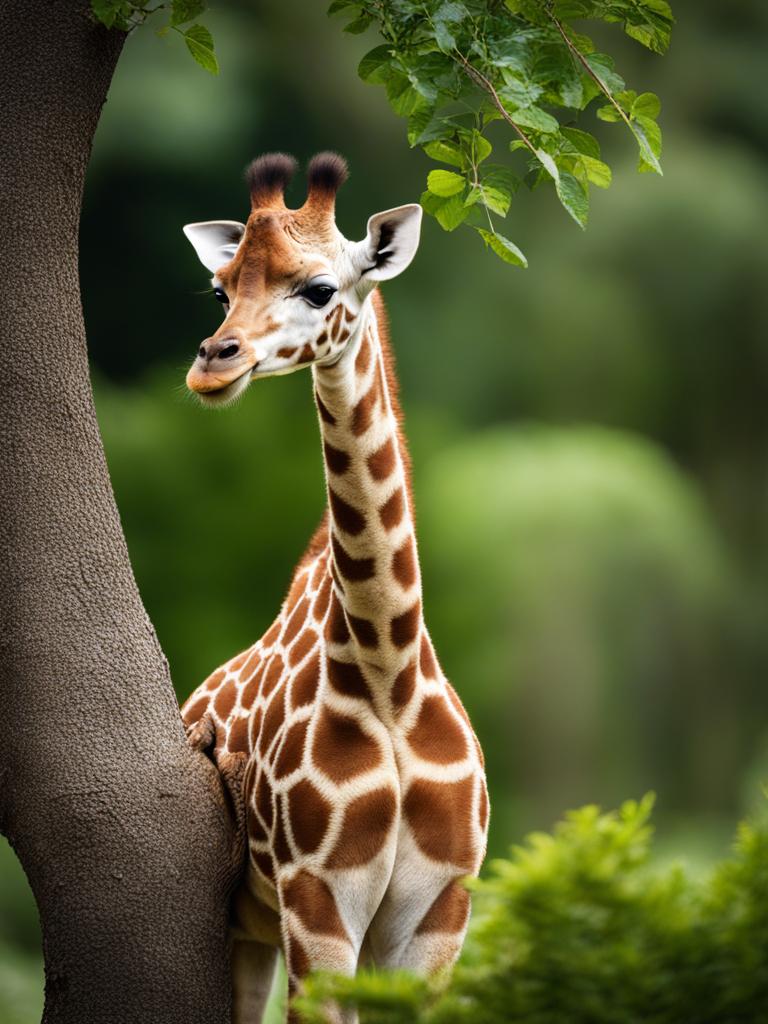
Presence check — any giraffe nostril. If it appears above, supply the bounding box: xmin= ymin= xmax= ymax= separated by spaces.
xmin=198 ymin=345 xmax=207 ymax=360
xmin=218 ymin=343 xmax=240 ymax=360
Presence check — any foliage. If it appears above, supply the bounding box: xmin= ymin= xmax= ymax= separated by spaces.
xmin=295 ymin=796 xmax=768 ymax=1023
xmin=92 ymin=0 xmax=673 ymax=264
xmin=332 ymin=0 xmax=673 ymax=264
xmin=90 ymin=0 xmax=218 ymax=73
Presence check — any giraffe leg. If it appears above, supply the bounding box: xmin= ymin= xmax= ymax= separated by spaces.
xmin=279 ymin=869 xmax=369 ymax=1024
xmin=368 ymin=875 xmax=472 ymax=976
xmin=232 ymin=938 xmax=278 ymax=1024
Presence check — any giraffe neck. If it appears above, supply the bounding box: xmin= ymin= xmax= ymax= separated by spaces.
xmin=312 ymin=289 xmax=422 ymax=680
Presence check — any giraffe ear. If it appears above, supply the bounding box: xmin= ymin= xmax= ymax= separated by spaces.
xmin=183 ymin=220 xmax=245 ymax=273
xmin=357 ymin=204 xmax=422 ymax=282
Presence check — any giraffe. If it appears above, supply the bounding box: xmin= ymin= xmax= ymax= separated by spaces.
xmin=179 ymin=152 xmax=489 ymax=1023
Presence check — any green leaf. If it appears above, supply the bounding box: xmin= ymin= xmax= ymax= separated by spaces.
xmin=433 ymin=20 xmax=456 ymax=52
xmin=632 ymin=92 xmax=661 ymax=118
xmin=344 ymin=11 xmax=372 ymax=33
xmin=511 ymin=106 xmax=560 ymax=133
xmin=632 ymin=115 xmax=662 ymax=174
xmin=386 ymin=74 xmax=426 ymax=116
xmin=472 ymin=131 xmax=492 ymax=164
xmin=555 ymin=171 xmax=588 ymax=227
xmin=420 ymin=190 xmax=469 ymax=231
xmin=597 ymin=104 xmax=621 ymax=123
xmin=533 ymin=148 xmax=559 ymax=182
xmin=358 ymin=44 xmax=392 ymax=84
xmin=327 ymin=0 xmax=358 ymax=12
xmin=580 ymin=155 xmax=612 ymax=188
xmin=184 ymin=23 xmax=219 ymax=74
xmin=477 ymin=229 xmax=528 ymax=267
xmin=170 ymin=0 xmax=205 ymax=27
xmin=423 ymin=139 xmax=464 ymax=168
xmin=91 ymin=0 xmax=130 ymax=29
xmin=585 ymin=53 xmax=625 ymax=95
xmin=479 ymin=185 xmax=512 ymax=217
xmin=427 ymin=169 xmax=466 ymax=197
xmin=561 ymin=127 xmax=601 ymax=159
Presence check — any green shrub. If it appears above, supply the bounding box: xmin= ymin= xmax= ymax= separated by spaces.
xmin=295 ymin=796 xmax=768 ymax=1023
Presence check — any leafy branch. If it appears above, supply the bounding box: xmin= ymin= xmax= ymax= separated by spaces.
xmin=91 ymin=0 xmax=219 ymax=74
xmin=332 ymin=0 xmax=674 ymax=266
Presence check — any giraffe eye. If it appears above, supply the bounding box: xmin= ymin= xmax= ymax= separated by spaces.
xmin=213 ymin=287 xmax=228 ymax=303
xmin=301 ymin=283 xmax=336 ymax=308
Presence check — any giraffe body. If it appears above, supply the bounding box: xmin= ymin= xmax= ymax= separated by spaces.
xmin=180 ymin=154 xmax=488 ymax=1022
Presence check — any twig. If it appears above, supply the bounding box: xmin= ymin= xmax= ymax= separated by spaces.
xmin=548 ymin=12 xmax=635 ymax=137
xmin=454 ymin=51 xmax=538 ymax=158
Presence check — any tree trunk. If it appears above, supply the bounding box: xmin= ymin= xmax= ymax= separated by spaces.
xmin=0 ymin=4 xmax=236 ymax=1021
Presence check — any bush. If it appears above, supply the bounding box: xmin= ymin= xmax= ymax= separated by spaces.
xmin=295 ymin=796 xmax=768 ymax=1023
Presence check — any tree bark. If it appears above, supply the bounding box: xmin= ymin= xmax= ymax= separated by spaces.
xmin=0 ymin=4 xmax=237 ymax=1021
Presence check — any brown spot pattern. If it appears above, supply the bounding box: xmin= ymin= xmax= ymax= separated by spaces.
xmin=282 ymin=870 xmax=346 ymax=938
xmin=391 ymin=660 xmax=416 ymax=709
xmin=325 ymin=592 xmax=350 ymax=644
xmin=347 ymin=613 xmax=378 ymax=648
xmin=416 ymin=881 xmax=471 ymax=935
xmin=404 ymin=776 xmax=476 ymax=870
xmin=379 ymin=488 xmax=405 ymax=530
xmin=332 ymin=534 xmax=375 ymax=582
xmin=420 ymin=634 xmax=438 ymax=679
xmin=256 ymin=770 xmax=274 ymax=829
xmin=228 ymin=715 xmax=250 ymax=754
xmin=329 ymin=488 xmax=366 ymax=536
xmin=262 ymin=620 xmax=282 ymax=647
xmin=313 ymin=573 xmax=332 ymax=621
xmin=325 ymin=787 xmax=397 ymax=869
xmin=315 ymin=390 xmax=335 ymax=425
xmin=214 ymin=679 xmax=236 ymax=719
xmin=254 ymin=852 xmax=275 ymax=885
xmin=286 ymin=931 xmax=309 ymax=977
xmin=259 ymin=692 xmax=285 ymax=756
xmin=408 ymin=695 xmax=468 ymax=764
xmin=182 ymin=694 xmax=208 ymax=727
xmin=273 ymin=794 xmax=293 ymax=865
xmin=355 ymin=334 xmax=371 ymax=374
xmin=327 ymin=656 xmax=371 ymax=701
xmin=291 ymin=651 xmax=320 ymax=709
xmin=351 ymin=374 xmax=381 ymax=436
xmin=324 ymin=441 xmax=350 ymax=475
xmin=367 ymin=436 xmax=396 ymax=481
xmin=274 ymin=719 xmax=308 ymax=779
xmin=392 ymin=536 xmax=417 ymax=589
xmin=204 ymin=668 xmax=225 ymax=691
xmin=312 ymin=707 xmax=382 ymax=783
xmin=283 ymin=597 xmax=310 ymax=646
xmin=288 ymin=780 xmax=332 ymax=854
xmin=390 ymin=601 xmax=421 ymax=648
xmin=288 ymin=627 xmax=317 ymax=668
xmin=478 ymin=782 xmax=490 ymax=832
xmin=262 ymin=654 xmax=285 ymax=698
xmin=241 ymin=663 xmax=266 ymax=708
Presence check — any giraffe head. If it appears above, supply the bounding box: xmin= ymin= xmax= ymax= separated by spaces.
xmin=183 ymin=152 xmax=422 ymax=405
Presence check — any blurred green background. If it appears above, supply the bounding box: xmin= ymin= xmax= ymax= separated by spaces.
xmin=3 ymin=1 xmax=768 ymax=1018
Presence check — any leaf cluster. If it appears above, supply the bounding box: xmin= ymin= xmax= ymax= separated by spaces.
xmin=91 ymin=0 xmax=218 ymax=74
xmin=331 ymin=0 xmax=673 ymax=266
xmin=296 ymin=795 xmax=768 ymax=1022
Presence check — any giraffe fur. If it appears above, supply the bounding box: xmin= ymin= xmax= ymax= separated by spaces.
xmin=179 ymin=152 xmax=489 ymax=1024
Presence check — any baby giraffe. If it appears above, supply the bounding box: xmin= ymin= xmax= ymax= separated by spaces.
xmin=180 ymin=152 xmax=488 ymax=1024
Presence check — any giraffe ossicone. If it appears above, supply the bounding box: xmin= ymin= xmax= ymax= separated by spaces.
xmin=180 ymin=151 xmax=489 ymax=1024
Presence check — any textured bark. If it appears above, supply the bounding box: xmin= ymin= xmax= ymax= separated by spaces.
xmin=0 ymin=4 xmax=236 ymax=1022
